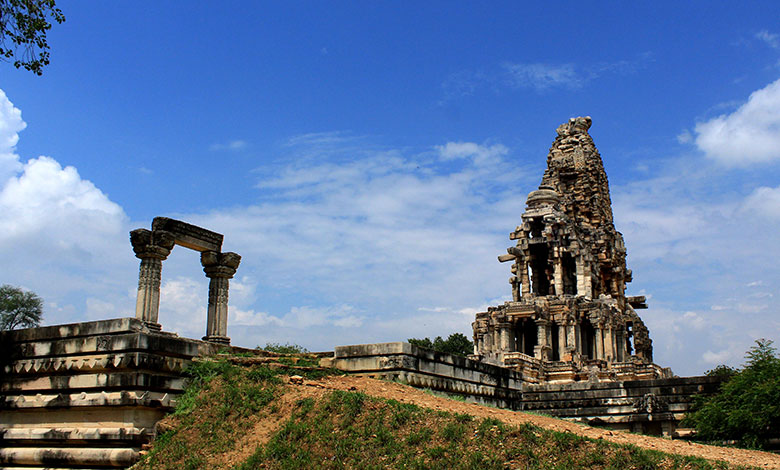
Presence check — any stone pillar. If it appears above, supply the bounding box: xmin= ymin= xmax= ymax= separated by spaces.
xmin=534 ymin=319 xmax=550 ymax=360
xmin=520 ymin=260 xmax=531 ymax=299
xmin=130 ymin=229 xmax=175 ymax=331
xmin=604 ymin=324 xmax=614 ymax=363
xmin=564 ymin=321 xmax=576 ymax=360
xmin=574 ymin=322 xmax=582 ymax=356
xmin=498 ymin=322 xmax=512 ymax=351
xmin=576 ymin=257 xmax=586 ymax=296
xmin=594 ymin=325 xmax=604 ymax=360
xmin=201 ymin=251 xmax=242 ymax=345
xmin=553 ymin=258 xmax=564 ymax=297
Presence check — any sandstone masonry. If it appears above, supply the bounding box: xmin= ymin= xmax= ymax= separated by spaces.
xmin=472 ymin=117 xmax=671 ymax=383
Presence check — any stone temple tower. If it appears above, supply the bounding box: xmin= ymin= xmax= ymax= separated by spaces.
xmin=472 ymin=117 xmax=667 ymax=383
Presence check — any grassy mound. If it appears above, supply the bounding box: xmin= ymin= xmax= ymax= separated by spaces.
xmin=132 ymin=357 xmax=757 ymax=470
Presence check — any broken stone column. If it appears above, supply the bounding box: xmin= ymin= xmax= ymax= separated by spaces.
xmin=201 ymin=251 xmax=242 ymax=345
xmin=130 ymin=229 xmax=175 ymax=330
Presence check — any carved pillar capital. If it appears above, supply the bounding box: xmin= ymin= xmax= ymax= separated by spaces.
xmin=201 ymin=251 xmax=241 ymax=278
xmin=130 ymin=229 xmax=175 ymax=260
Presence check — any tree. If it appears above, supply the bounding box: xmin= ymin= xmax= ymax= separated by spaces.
xmin=682 ymin=339 xmax=780 ymax=449
xmin=408 ymin=333 xmax=474 ymax=357
xmin=0 ymin=284 xmax=43 ymax=330
xmin=0 ymin=0 xmax=65 ymax=75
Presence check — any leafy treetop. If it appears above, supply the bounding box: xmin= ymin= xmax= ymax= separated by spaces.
xmin=0 ymin=0 xmax=65 ymax=75
xmin=408 ymin=333 xmax=474 ymax=357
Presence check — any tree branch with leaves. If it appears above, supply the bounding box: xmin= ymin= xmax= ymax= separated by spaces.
xmin=0 ymin=0 xmax=65 ymax=75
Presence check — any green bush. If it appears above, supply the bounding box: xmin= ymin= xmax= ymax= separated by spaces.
xmin=683 ymin=339 xmax=780 ymax=449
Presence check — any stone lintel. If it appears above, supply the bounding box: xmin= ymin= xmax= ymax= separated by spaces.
xmin=152 ymin=217 xmax=223 ymax=252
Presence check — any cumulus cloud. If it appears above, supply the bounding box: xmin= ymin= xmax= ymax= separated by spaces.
xmin=0 ymin=89 xmax=131 ymax=325
xmin=694 ymin=78 xmax=780 ymax=165
xmin=0 ymin=89 xmax=25 ymax=184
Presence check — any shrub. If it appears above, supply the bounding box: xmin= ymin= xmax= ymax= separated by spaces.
xmin=683 ymin=339 xmax=780 ymax=449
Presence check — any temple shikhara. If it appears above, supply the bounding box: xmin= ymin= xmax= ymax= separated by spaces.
xmin=471 ymin=117 xmax=670 ymax=383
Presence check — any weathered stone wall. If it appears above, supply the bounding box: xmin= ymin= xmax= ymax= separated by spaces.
xmin=329 ymin=342 xmax=525 ymax=409
xmin=521 ymin=376 xmax=723 ymax=436
xmin=0 ymin=318 xmax=218 ymax=470
xmin=331 ymin=342 xmax=721 ymax=436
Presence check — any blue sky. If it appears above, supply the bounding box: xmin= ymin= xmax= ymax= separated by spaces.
xmin=2 ymin=2 xmax=780 ymax=376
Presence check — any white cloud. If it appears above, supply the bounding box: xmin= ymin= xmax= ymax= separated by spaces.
xmin=702 ymin=349 xmax=733 ymax=365
xmin=676 ymin=130 xmax=692 ymax=144
xmin=210 ymin=139 xmax=247 ymax=151
xmin=694 ymin=78 xmax=780 ymax=165
xmin=755 ymin=30 xmax=780 ymax=49
xmin=742 ymin=184 xmax=780 ymax=219
xmin=503 ymin=63 xmax=581 ymax=91
xmin=436 ymin=142 xmax=508 ymax=166
xmin=0 ymin=89 xmax=25 ymax=185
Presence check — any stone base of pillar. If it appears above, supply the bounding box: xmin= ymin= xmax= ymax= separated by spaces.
xmin=143 ymin=321 xmax=162 ymax=331
xmin=203 ymin=335 xmax=231 ymax=345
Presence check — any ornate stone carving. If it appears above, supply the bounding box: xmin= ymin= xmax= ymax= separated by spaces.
xmin=633 ymin=393 xmax=668 ymax=414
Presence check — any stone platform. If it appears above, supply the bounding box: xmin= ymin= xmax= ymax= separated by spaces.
xmin=0 ymin=318 xmax=218 ymax=470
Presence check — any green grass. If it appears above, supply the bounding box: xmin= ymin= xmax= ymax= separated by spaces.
xmin=132 ymin=356 xmax=760 ymax=470
xmin=231 ymin=391 xmax=754 ymax=470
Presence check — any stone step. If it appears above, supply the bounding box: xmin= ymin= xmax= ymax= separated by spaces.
xmin=0 ymin=426 xmax=151 ymax=443
xmin=0 ymin=447 xmax=138 ymax=468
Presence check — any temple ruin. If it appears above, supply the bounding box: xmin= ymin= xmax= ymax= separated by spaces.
xmin=471 ymin=117 xmax=670 ymax=383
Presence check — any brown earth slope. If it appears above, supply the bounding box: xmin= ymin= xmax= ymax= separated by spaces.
xmin=269 ymin=375 xmax=779 ymax=469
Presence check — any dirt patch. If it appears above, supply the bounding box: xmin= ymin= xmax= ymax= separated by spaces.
xmin=295 ymin=375 xmax=780 ymax=469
